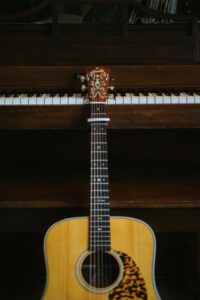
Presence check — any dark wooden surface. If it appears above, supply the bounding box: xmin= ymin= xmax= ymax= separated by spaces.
xmin=1 ymin=65 xmax=200 ymax=89
xmin=0 ymin=129 xmax=199 ymax=209
xmin=0 ymin=105 xmax=200 ymax=129
xmin=0 ymin=32 xmax=196 ymax=64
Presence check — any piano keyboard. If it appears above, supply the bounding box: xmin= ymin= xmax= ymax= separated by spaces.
xmin=1 ymin=91 xmax=200 ymax=105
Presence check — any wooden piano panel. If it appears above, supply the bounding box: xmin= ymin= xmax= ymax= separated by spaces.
xmin=1 ymin=65 xmax=200 ymax=89
xmin=0 ymin=105 xmax=200 ymax=129
xmin=0 ymin=129 xmax=199 ymax=209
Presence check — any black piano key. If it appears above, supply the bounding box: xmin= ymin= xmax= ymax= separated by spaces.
xmin=132 ymin=89 xmax=140 ymax=96
xmin=173 ymin=90 xmax=180 ymax=96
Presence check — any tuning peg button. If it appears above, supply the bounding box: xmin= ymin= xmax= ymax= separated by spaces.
xmin=109 ymin=86 xmax=115 ymax=91
xmin=80 ymin=75 xmax=86 ymax=83
xmin=81 ymin=85 xmax=87 ymax=92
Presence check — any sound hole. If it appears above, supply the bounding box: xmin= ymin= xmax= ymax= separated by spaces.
xmin=81 ymin=251 xmax=121 ymax=288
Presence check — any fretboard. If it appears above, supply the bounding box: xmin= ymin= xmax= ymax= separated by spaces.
xmin=89 ymin=103 xmax=111 ymax=252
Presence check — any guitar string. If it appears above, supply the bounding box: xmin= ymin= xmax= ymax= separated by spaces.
xmin=99 ymin=107 xmax=103 ymax=290
xmin=89 ymin=102 xmax=92 ymax=298
xmin=92 ymin=104 xmax=97 ymax=298
xmin=90 ymin=102 xmax=94 ymax=299
xmin=104 ymin=103 xmax=110 ymax=289
xmin=101 ymin=104 xmax=105 ymax=290
xmin=94 ymin=103 xmax=98 ymax=297
xmin=101 ymin=104 xmax=105 ymax=289
xmin=97 ymin=109 xmax=101 ymax=290
xmin=96 ymin=110 xmax=99 ymax=293
xmin=103 ymin=104 xmax=109 ymax=289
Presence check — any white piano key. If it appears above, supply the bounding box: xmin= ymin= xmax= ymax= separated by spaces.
xmin=68 ymin=94 xmax=76 ymax=104
xmin=0 ymin=96 xmax=5 ymax=105
xmin=60 ymin=94 xmax=68 ymax=105
xmin=5 ymin=96 xmax=13 ymax=105
xmin=75 ymin=94 xmax=84 ymax=105
xmin=52 ymin=95 xmax=60 ymax=105
xmin=153 ymin=93 xmax=163 ymax=104
xmin=76 ymin=94 xmax=84 ymax=105
xmin=115 ymin=94 xmax=123 ymax=104
xmin=123 ymin=93 xmax=132 ymax=104
xmin=84 ymin=97 xmax=90 ymax=104
xmin=194 ymin=94 xmax=200 ymax=104
xmin=107 ymin=94 xmax=115 ymax=104
xmin=44 ymin=94 xmax=53 ymax=105
xmin=186 ymin=95 xmax=195 ymax=104
xmin=36 ymin=95 xmax=45 ymax=105
xmin=20 ymin=94 xmax=29 ymax=105
xmin=139 ymin=93 xmax=147 ymax=104
xmin=131 ymin=94 xmax=139 ymax=104
xmin=29 ymin=96 xmax=37 ymax=105
xmin=171 ymin=94 xmax=179 ymax=104
xmin=13 ymin=97 xmax=20 ymax=105
xmin=162 ymin=95 xmax=171 ymax=104
xmin=179 ymin=93 xmax=187 ymax=104
xmin=147 ymin=93 xmax=156 ymax=104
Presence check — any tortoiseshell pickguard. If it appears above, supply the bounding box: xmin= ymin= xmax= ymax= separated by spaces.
xmin=109 ymin=251 xmax=148 ymax=300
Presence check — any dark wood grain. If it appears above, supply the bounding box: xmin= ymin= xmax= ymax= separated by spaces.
xmin=0 ymin=174 xmax=200 ymax=209
xmin=0 ymin=129 xmax=199 ymax=209
xmin=0 ymin=104 xmax=200 ymax=129
xmin=1 ymin=65 xmax=200 ymax=89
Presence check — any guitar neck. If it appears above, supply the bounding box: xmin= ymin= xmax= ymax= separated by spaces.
xmin=89 ymin=103 xmax=111 ymax=252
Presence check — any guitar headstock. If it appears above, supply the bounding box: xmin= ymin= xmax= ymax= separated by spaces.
xmin=80 ymin=67 xmax=110 ymax=103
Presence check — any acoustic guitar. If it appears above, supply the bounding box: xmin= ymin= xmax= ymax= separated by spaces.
xmin=42 ymin=67 xmax=161 ymax=300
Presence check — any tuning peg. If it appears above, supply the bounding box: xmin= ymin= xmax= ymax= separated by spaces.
xmin=81 ymin=85 xmax=87 ymax=92
xmin=80 ymin=75 xmax=86 ymax=83
xmin=74 ymin=73 xmax=86 ymax=82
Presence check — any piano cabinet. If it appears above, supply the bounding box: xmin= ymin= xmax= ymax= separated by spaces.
xmin=1 ymin=1 xmax=200 ymax=297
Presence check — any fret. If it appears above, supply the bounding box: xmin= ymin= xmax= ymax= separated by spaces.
xmin=90 ymin=220 xmax=110 ymax=223
xmin=91 ymin=168 xmax=108 ymax=170
xmin=91 ymin=226 xmax=110 ymax=229
xmin=90 ymin=208 xmax=110 ymax=211
xmin=92 ymin=243 xmax=109 ymax=246
xmin=91 ymin=202 xmax=109 ymax=204
xmin=90 ymin=234 xmax=110 ymax=237
xmin=91 ymin=159 xmax=107 ymax=161
xmin=91 ymin=133 xmax=107 ymax=135
xmin=91 ymin=183 xmax=109 ymax=185
xmin=91 ymin=193 xmax=109 ymax=197
xmin=91 ymin=142 xmax=107 ymax=144
xmin=91 ymin=150 xmax=107 ymax=152
xmin=91 ymin=196 xmax=109 ymax=198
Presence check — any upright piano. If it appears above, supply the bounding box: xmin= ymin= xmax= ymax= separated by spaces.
xmin=0 ymin=1 xmax=200 ymax=299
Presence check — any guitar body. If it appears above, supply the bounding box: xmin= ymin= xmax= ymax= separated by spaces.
xmin=42 ymin=216 xmax=160 ymax=300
